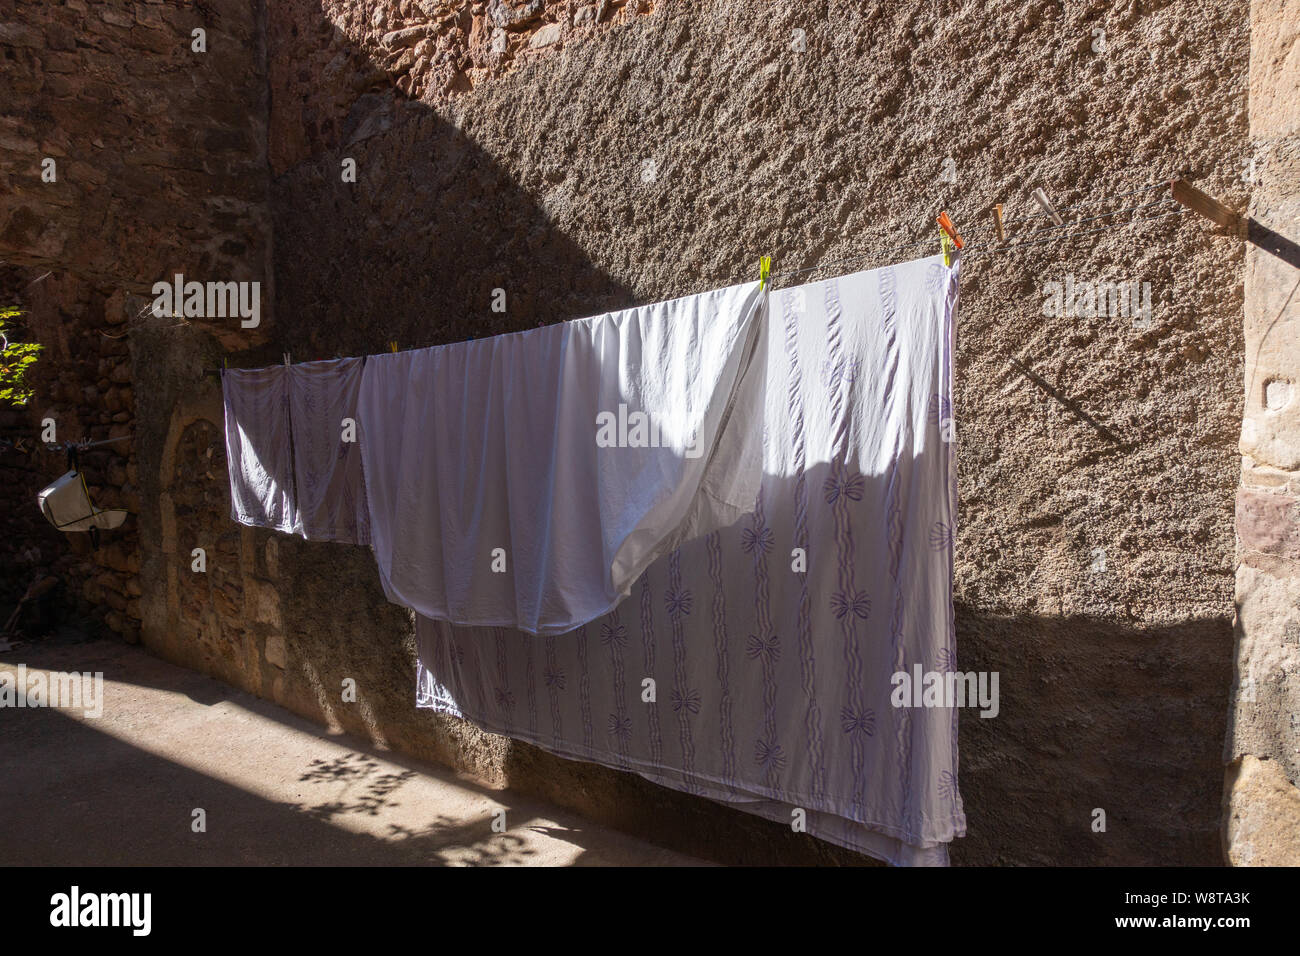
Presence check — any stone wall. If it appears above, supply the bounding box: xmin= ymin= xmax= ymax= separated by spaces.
xmin=267 ymin=0 xmax=655 ymax=173
xmin=0 ymin=266 xmax=66 ymax=618
xmin=1222 ymin=0 xmax=1300 ymax=865
xmin=5 ymin=0 xmax=1286 ymax=866
xmin=0 ymin=0 xmax=271 ymax=640
xmin=0 ymin=265 xmax=142 ymax=640
xmin=0 ymin=0 xmax=271 ymax=304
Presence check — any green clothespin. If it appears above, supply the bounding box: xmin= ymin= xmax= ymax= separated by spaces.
xmin=759 ymin=255 xmax=772 ymax=291
xmin=939 ymin=229 xmax=953 ymax=267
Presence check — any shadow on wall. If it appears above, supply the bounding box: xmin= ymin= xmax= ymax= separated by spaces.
xmin=131 ymin=7 xmax=666 ymax=842
xmin=953 ymin=607 xmax=1232 ymax=866
xmin=474 ymin=606 xmax=1232 ymax=866
xmin=132 ymin=11 xmax=639 ymax=677
xmin=264 ymin=445 xmax=1232 ymax=867
xmin=269 ymin=94 xmax=638 ymax=359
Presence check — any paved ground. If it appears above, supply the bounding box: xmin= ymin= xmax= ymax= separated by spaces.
xmin=0 ymin=637 xmax=706 ymax=866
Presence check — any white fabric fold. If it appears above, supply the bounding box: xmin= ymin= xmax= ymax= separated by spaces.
xmin=288 ymin=357 xmax=370 ymax=545
xmin=359 ymin=281 xmax=768 ymax=636
xmin=222 ymin=366 xmax=300 ymax=535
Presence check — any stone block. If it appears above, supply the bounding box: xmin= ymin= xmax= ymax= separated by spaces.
xmin=529 ymin=23 xmax=562 ymax=48
xmin=1224 ymin=755 xmax=1300 ymax=865
xmin=1237 ymin=487 xmax=1300 ymax=560
xmin=264 ymin=632 xmax=287 ymax=669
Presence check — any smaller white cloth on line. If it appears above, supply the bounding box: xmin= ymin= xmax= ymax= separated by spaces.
xmin=222 ymin=358 xmax=370 ymax=545
xmin=359 ymin=280 xmax=769 ymax=636
xmin=222 ymin=366 xmax=301 ymax=535
xmin=288 ymin=357 xmax=370 ymax=545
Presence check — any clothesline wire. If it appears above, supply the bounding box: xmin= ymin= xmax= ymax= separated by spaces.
xmin=758 ymin=201 xmax=1186 ymax=287
xmin=212 ymin=183 xmax=1189 ymax=368
xmin=999 ymin=180 xmax=1171 ymax=225
xmin=765 ymin=236 xmax=940 ymax=282
xmin=711 ymin=190 xmax=1181 ymax=292
xmin=962 ymin=206 xmax=1187 ymax=257
xmin=1001 ymin=196 xmax=1177 ymax=243
xmin=351 ymin=203 xmax=1187 ymax=355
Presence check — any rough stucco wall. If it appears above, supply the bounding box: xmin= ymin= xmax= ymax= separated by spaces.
xmin=266 ymin=0 xmax=656 ymax=173
xmin=241 ymin=0 xmax=1249 ymax=864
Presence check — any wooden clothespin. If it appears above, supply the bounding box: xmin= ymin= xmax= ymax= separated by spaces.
xmin=758 ymin=255 xmax=772 ymax=291
xmin=993 ymin=203 xmax=1005 ymax=242
xmin=1032 ymin=187 xmax=1064 ymax=226
xmin=283 ymin=352 xmax=291 ymax=366
xmin=1169 ymin=179 xmax=1246 ymax=238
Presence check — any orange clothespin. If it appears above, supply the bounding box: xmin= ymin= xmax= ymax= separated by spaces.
xmin=936 ymin=211 xmax=964 ymax=249
xmin=937 ymin=211 xmax=963 ymax=265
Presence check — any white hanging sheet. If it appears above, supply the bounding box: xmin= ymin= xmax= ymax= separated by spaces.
xmin=359 ymin=281 xmax=768 ymax=636
xmin=415 ymin=255 xmax=964 ymax=865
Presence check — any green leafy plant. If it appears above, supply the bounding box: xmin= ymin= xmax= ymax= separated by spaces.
xmin=1 ymin=307 xmax=42 ymax=407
